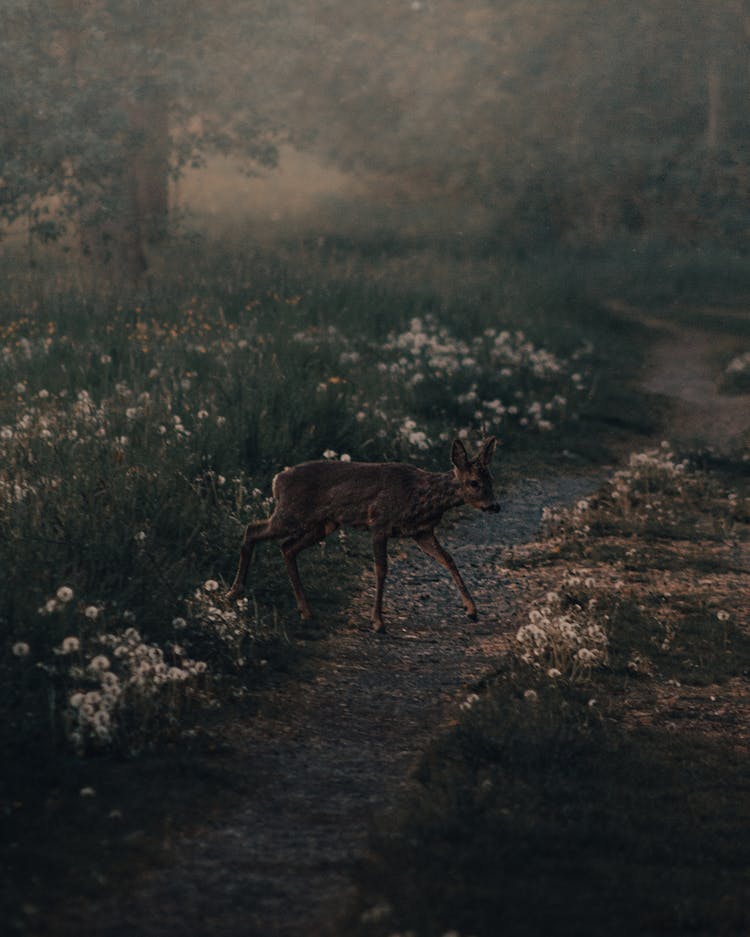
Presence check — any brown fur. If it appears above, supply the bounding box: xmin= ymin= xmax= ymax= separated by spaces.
xmin=226 ymin=438 xmax=498 ymax=632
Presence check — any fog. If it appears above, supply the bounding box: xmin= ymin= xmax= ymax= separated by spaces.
xmin=2 ymin=0 xmax=749 ymax=275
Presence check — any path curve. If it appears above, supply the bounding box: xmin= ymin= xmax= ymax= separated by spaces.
xmin=611 ymin=301 xmax=750 ymax=450
xmin=51 ymin=476 xmax=598 ymax=937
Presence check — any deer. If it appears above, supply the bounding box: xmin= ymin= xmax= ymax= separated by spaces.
xmin=226 ymin=437 xmax=499 ymax=633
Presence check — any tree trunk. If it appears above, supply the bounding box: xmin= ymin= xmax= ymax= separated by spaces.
xmin=125 ymin=85 xmax=171 ymax=247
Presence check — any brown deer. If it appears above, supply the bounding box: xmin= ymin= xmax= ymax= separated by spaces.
xmin=226 ymin=437 xmax=499 ymax=632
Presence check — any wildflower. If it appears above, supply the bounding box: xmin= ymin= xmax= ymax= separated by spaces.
xmin=717 ymin=610 xmax=730 ymax=622
xmin=79 ymin=787 xmax=96 ymax=797
xmin=56 ymin=586 xmax=74 ymax=603
xmin=100 ymin=354 xmax=112 ymax=364
xmin=84 ymin=606 xmax=100 ymax=620
xmin=134 ymin=530 xmax=147 ymax=543
xmin=203 ymin=579 xmax=219 ymax=592
xmin=12 ymin=641 xmax=30 ymax=657
xmin=340 ymin=453 xmax=352 ymax=462
xmin=322 ymin=448 xmax=337 ymax=459
xmin=88 ymin=655 xmax=111 ymax=672
xmin=547 ymin=668 xmax=562 ymax=678
xmin=523 ymin=689 xmax=539 ymax=703
xmin=60 ymin=636 xmax=80 ymax=654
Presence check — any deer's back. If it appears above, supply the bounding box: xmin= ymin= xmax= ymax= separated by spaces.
xmin=273 ymin=460 xmax=433 ymax=533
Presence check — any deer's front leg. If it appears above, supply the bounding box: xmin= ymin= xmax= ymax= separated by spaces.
xmin=414 ymin=531 xmax=478 ymax=620
xmin=371 ymin=533 xmax=388 ymax=634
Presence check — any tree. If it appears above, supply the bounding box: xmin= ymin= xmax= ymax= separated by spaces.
xmin=0 ymin=0 xmax=286 ymax=277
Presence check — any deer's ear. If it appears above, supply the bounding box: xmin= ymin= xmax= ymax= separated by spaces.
xmin=451 ymin=438 xmax=470 ymax=470
xmin=478 ymin=436 xmax=497 ymax=466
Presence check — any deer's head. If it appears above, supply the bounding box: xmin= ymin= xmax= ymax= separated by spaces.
xmin=451 ymin=437 xmax=500 ymax=513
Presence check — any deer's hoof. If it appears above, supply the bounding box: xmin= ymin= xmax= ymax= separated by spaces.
xmin=466 ymin=607 xmax=478 ymax=621
xmin=372 ymin=618 xmax=387 ymax=635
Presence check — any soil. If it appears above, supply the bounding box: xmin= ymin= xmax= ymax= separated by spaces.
xmin=27 ymin=307 xmax=750 ymax=937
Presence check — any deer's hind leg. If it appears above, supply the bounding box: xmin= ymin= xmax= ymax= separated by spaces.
xmin=227 ymin=514 xmax=292 ymax=600
xmin=414 ymin=531 xmax=478 ymax=620
xmin=282 ymin=520 xmax=339 ymax=620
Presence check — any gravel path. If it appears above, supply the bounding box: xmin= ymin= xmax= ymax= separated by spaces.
xmin=51 ymin=475 xmax=598 ymax=937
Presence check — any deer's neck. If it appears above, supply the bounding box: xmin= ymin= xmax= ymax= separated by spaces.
xmin=424 ymin=470 xmax=464 ymax=515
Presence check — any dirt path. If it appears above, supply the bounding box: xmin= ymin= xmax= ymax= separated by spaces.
xmin=615 ymin=302 xmax=750 ymax=450
xmin=48 ymin=476 xmax=598 ymax=937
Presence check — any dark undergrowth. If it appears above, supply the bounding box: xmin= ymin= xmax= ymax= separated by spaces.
xmin=341 ymin=675 xmax=750 ymax=937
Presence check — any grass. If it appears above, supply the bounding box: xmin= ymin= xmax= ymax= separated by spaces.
xmin=338 ymin=447 xmax=750 ymax=937
xmin=342 ymin=680 xmax=750 ymax=937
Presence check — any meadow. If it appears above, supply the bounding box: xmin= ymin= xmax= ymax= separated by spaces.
xmin=0 ymin=237 xmax=644 ymax=767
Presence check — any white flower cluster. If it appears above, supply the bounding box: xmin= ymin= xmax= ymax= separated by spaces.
xmin=0 ymin=360 xmax=226 ymax=511
xmin=65 ymin=626 xmax=207 ymax=751
xmin=542 ymin=444 xmax=698 ymax=542
xmin=289 ymin=314 xmax=589 ymax=455
xmin=381 ymin=317 xmax=586 ymax=436
xmin=190 ymin=580 xmax=254 ymax=665
xmin=515 ymin=573 xmax=609 ymax=681
xmin=725 ymin=350 xmax=750 ymax=377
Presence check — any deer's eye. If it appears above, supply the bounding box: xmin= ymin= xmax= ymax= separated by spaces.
xmin=469 ymin=480 xmax=480 ymax=489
